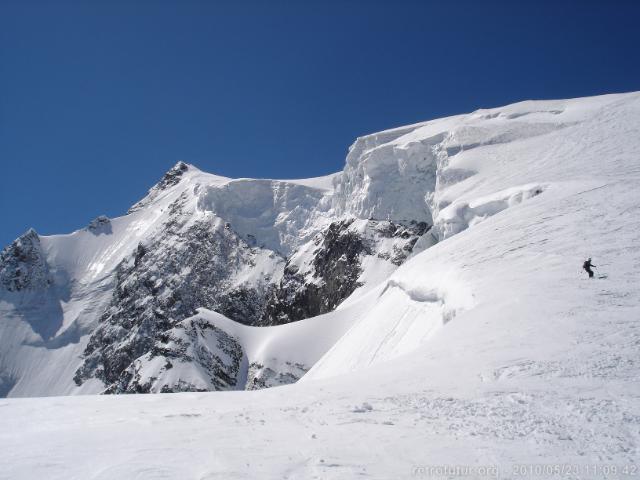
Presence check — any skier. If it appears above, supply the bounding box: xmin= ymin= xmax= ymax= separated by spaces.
xmin=583 ymin=258 xmax=596 ymax=278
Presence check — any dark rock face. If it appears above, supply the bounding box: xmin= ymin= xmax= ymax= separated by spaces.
xmin=107 ymin=315 xmax=309 ymax=393
xmin=128 ymin=161 xmax=190 ymax=213
xmin=262 ymin=218 xmax=429 ymax=325
xmin=371 ymin=219 xmax=429 ymax=266
xmin=0 ymin=372 xmax=17 ymax=397
xmin=245 ymin=361 xmax=308 ymax=390
xmin=106 ymin=317 xmax=244 ymax=394
xmin=74 ymin=201 xmax=281 ymax=390
xmin=262 ymin=219 xmax=367 ymax=325
xmin=156 ymin=161 xmax=189 ymax=190
xmin=86 ymin=215 xmax=112 ymax=235
xmin=0 ymin=229 xmax=51 ymax=292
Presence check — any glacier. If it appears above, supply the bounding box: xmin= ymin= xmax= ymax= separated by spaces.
xmin=1 ymin=91 xmax=639 ymax=478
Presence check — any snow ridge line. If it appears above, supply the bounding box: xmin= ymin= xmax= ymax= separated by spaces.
xmin=380 ymin=278 xmax=469 ymax=328
xmin=433 ymin=183 xmax=548 ymax=240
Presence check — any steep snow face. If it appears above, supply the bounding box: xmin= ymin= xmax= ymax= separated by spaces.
xmin=330 ymin=96 xmax=596 ymax=233
xmin=303 ymin=262 xmax=475 ymax=381
xmin=128 ymin=161 xmax=199 ymax=213
xmin=433 ymin=182 xmax=546 ymax=240
xmin=306 ymin=92 xmax=640 ymax=381
xmin=1 ymin=91 xmax=639 ymax=401
xmin=332 ymin=129 xmax=443 ymax=223
xmin=195 ymin=178 xmax=333 ymax=255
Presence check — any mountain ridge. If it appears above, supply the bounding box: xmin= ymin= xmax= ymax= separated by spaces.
xmin=1 ymin=91 xmax=639 ymax=398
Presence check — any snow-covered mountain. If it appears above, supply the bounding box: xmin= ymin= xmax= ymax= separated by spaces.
xmin=1 ymin=92 xmax=638 ymax=399
xmin=0 ymin=136 xmax=430 ymax=396
xmin=1 ymin=91 xmax=640 ymax=478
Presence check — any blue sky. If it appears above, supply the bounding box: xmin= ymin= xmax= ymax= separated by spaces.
xmin=1 ymin=0 xmax=639 ymax=246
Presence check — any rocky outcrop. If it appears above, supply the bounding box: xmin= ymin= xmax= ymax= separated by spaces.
xmin=156 ymin=161 xmax=190 ymax=190
xmin=262 ymin=219 xmax=367 ymax=325
xmin=105 ymin=317 xmax=245 ymax=394
xmin=262 ymin=218 xmax=429 ymax=325
xmin=246 ymin=361 xmax=308 ymax=390
xmin=74 ymin=199 xmax=283 ymax=390
xmin=107 ymin=315 xmax=310 ymax=393
xmin=128 ymin=161 xmax=191 ymax=213
xmin=86 ymin=215 xmax=112 ymax=235
xmin=0 ymin=229 xmax=51 ymax=292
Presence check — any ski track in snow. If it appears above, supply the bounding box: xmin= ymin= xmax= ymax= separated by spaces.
xmin=1 ymin=92 xmax=640 ymax=478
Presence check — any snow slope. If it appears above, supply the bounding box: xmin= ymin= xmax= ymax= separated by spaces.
xmin=1 ymin=92 xmax=640 ymax=478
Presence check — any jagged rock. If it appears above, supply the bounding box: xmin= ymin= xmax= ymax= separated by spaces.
xmin=246 ymin=361 xmax=308 ymax=390
xmin=261 ymin=218 xmax=429 ymax=325
xmin=128 ymin=161 xmax=190 ymax=213
xmin=262 ymin=219 xmax=366 ymax=324
xmin=156 ymin=161 xmax=189 ymax=190
xmin=105 ymin=315 xmax=311 ymax=394
xmin=86 ymin=215 xmax=112 ymax=235
xmin=74 ymin=206 xmax=283 ymax=389
xmin=0 ymin=229 xmax=51 ymax=292
xmin=105 ymin=317 xmax=244 ymax=394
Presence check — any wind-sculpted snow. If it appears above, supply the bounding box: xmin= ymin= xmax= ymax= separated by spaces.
xmin=332 ymin=132 xmax=443 ymax=223
xmin=442 ymin=121 xmax=569 ymax=157
xmin=433 ymin=183 xmax=546 ymax=240
xmin=303 ymin=275 xmax=474 ymax=381
xmin=331 ymin=100 xmax=576 ymax=231
xmin=196 ymin=179 xmax=332 ymax=255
